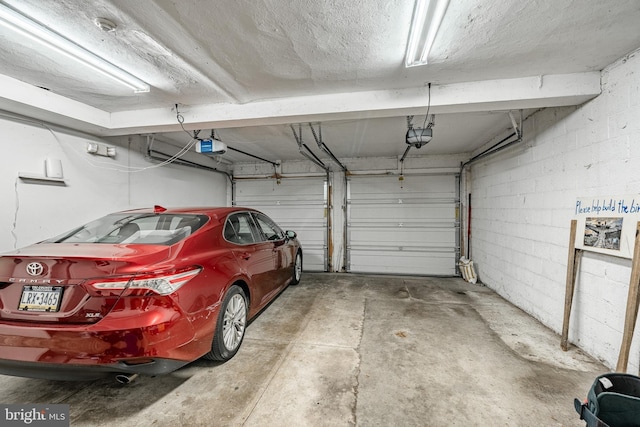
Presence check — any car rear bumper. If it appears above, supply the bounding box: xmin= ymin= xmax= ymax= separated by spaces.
xmin=0 ymin=303 xmax=217 ymax=379
xmin=0 ymin=357 xmax=189 ymax=381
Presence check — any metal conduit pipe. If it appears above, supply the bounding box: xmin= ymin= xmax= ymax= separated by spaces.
xmin=226 ymin=145 xmax=278 ymax=166
xmin=300 ymin=150 xmax=327 ymax=170
xmin=290 ymin=124 xmax=334 ymax=271
xmin=459 ymin=109 xmax=533 ymax=259
xmin=326 ymin=167 xmax=334 ymax=272
xmin=459 ymin=134 xmax=521 ymax=259
xmin=461 ymin=132 xmax=518 ymax=168
xmin=307 ymin=123 xmax=348 ymax=271
xmin=302 ymin=145 xmax=327 ymax=169
xmin=147 ymin=149 xmax=233 ymax=183
xmin=290 ymin=124 xmax=329 ymax=171
xmin=308 ymin=123 xmax=347 ymax=172
xmin=400 ymin=145 xmax=413 ymax=163
xmin=460 ymin=109 xmax=532 ymax=170
xmin=145 ymin=135 xmax=233 ymax=184
xmin=306 ymin=122 xmax=348 ymax=270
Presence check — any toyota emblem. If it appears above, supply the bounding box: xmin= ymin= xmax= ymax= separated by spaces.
xmin=26 ymin=262 xmax=44 ymax=276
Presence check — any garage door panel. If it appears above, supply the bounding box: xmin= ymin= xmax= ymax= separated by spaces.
xmin=350 ymin=175 xmax=454 ymax=195
xmin=236 ymin=179 xmax=324 ymax=195
xmin=347 ymin=175 xmax=459 ymax=276
xmin=349 ymin=230 xmax=455 ymax=245
xmin=242 ymin=205 xmax=324 ymax=225
xmin=349 ymin=250 xmax=457 ymax=275
xmin=349 ymin=205 xmax=454 ymax=220
xmin=235 ymin=179 xmax=327 ymax=272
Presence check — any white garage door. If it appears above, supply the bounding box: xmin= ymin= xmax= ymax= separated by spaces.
xmin=347 ymin=174 xmax=459 ymax=276
xmin=234 ymin=178 xmax=328 ymax=271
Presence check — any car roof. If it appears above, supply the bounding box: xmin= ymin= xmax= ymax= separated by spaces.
xmin=117 ymin=206 xmax=258 ymax=218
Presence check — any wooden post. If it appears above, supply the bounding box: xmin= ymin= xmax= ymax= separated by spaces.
xmin=561 ymin=220 xmax=581 ymax=351
xmin=616 ymin=221 xmax=640 ymax=372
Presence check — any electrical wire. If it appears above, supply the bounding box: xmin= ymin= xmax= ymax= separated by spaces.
xmin=49 ymin=123 xmax=199 ymax=173
xmin=138 ymin=134 xmax=200 ymax=171
xmin=422 ymin=82 xmax=432 ymax=129
xmin=0 ymin=110 xmax=203 ymax=173
xmin=1 ymin=108 xmax=218 ymax=250
xmin=176 ymin=104 xmax=198 ymax=140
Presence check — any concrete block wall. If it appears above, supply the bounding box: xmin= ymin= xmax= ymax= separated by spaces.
xmin=0 ymin=118 xmax=228 ymax=253
xmin=469 ymin=48 xmax=640 ymax=372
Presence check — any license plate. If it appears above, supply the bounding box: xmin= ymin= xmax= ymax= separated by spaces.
xmin=18 ymin=285 xmax=64 ymax=312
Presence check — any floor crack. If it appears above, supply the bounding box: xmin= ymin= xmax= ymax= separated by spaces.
xmin=351 ymin=296 xmax=366 ymax=427
xmin=404 ymin=283 xmax=413 ymax=300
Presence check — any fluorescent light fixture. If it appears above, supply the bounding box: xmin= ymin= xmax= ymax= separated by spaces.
xmin=0 ymin=4 xmax=150 ymax=93
xmin=405 ymin=0 xmax=450 ymax=67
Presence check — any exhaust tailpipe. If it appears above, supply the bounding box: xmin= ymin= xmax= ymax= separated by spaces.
xmin=115 ymin=373 xmax=139 ymax=384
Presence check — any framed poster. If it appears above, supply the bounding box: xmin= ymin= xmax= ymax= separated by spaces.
xmin=574 ymin=196 xmax=640 ymax=259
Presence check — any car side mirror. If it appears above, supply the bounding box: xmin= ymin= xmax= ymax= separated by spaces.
xmin=285 ymin=230 xmax=297 ymax=240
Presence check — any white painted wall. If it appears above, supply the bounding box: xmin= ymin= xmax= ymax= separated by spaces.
xmin=0 ymin=117 xmax=228 ymax=253
xmin=468 ymin=49 xmax=640 ymax=372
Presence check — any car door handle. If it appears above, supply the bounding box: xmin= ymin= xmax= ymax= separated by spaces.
xmin=240 ymin=252 xmax=251 ymax=260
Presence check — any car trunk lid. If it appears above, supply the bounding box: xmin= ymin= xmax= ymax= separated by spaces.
xmin=0 ymin=243 xmax=173 ymax=324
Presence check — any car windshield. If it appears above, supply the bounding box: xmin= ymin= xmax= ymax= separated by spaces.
xmin=45 ymin=213 xmax=208 ymax=245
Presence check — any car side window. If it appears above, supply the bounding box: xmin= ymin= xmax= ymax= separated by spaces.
xmin=252 ymin=213 xmax=284 ymax=241
xmin=224 ymin=213 xmax=256 ymax=245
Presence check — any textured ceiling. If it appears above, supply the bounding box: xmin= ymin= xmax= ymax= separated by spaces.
xmin=0 ymin=0 xmax=639 ymax=163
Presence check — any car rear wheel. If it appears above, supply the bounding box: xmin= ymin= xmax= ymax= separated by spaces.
xmin=204 ymin=285 xmax=247 ymax=361
xmin=290 ymin=251 xmax=302 ymax=285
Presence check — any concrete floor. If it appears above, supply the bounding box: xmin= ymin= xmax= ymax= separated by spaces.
xmin=0 ymin=273 xmax=604 ymax=426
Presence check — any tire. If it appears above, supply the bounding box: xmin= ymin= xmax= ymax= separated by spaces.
xmin=290 ymin=250 xmax=302 ymax=285
xmin=204 ymin=285 xmax=247 ymax=361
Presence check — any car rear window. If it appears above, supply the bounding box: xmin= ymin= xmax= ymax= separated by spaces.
xmin=47 ymin=214 xmax=208 ymax=245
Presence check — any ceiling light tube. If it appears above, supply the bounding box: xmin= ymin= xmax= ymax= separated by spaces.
xmin=0 ymin=4 xmax=150 ymax=93
xmin=405 ymin=0 xmax=450 ymax=67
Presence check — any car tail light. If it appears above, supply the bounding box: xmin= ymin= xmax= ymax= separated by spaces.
xmin=89 ymin=267 xmax=202 ymax=296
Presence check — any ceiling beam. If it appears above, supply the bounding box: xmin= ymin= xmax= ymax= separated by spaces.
xmin=0 ymin=72 xmax=600 ymax=136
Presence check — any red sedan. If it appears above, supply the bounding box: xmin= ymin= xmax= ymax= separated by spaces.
xmin=0 ymin=206 xmax=302 ymax=382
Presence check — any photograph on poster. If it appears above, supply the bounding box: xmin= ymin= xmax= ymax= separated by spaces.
xmin=583 ymin=217 xmax=622 ymax=250
xmin=574 ymin=195 xmax=640 ymax=259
